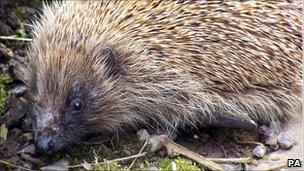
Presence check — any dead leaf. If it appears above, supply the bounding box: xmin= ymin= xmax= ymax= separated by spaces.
xmin=0 ymin=124 xmax=8 ymax=141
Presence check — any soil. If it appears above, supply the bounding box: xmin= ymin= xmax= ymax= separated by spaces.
xmin=0 ymin=1 xmax=302 ymax=170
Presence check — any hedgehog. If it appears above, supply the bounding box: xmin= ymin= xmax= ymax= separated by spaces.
xmin=18 ymin=0 xmax=302 ymax=154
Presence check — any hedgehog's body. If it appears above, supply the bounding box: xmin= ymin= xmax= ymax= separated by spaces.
xmin=21 ymin=1 xmax=302 ymax=153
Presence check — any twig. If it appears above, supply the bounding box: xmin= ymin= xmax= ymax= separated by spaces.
xmin=0 ymin=36 xmax=32 ymax=42
xmin=67 ymin=152 xmax=251 ymax=169
xmin=68 ymin=130 xmax=252 ymax=170
xmin=0 ymin=159 xmax=35 ymax=171
xmin=220 ymin=145 xmax=227 ymax=157
xmin=166 ymin=140 xmax=226 ymax=170
xmin=149 ymin=135 xmax=226 ymax=171
xmin=127 ymin=139 xmax=148 ymax=170
xmin=206 ymin=157 xmax=252 ymax=163
xmin=101 ymin=152 xmax=147 ymax=164
xmin=67 ymin=152 xmax=147 ymax=168
xmin=22 ymin=23 xmax=34 ymax=27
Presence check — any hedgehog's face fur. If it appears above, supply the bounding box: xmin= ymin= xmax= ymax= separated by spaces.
xmin=22 ymin=39 xmax=125 ymax=153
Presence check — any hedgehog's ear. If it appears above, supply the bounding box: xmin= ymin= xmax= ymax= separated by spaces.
xmin=97 ymin=45 xmax=124 ymax=78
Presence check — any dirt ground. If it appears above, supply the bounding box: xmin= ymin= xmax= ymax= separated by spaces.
xmin=0 ymin=1 xmax=302 ymax=170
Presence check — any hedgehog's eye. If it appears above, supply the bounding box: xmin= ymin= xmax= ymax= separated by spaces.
xmin=69 ymin=99 xmax=84 ymax=112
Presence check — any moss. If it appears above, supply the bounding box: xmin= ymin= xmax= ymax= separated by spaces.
xmin=17 ymin=28 xmax=27 ymax=38
xmin=0 ymin=74 xmax=11 ymax=115
xmin=159 ymin=157 xmax=202 ymax=171
xmin=66 ymin=142 xmax=128 ymax=170
xmin=14 ymin=6 xmax=26 ymax=20
xmin=64 ymin=137 xmax=204 ymax=170
xmin=35 ymin=0 xmax=44 ymax=7
xmin=63 ymin=136 xmax=168 ymax=170
xmin=65 ymin=137 xmax=144 ymax=166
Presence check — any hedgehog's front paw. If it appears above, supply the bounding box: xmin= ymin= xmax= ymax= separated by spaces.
xmin=208 ymin=112 xmax=257 ymax=131
xmin=257 ymin=122 xmax=296 ymax=151
xmin=257 ymin=125 xmax=279 ymax=151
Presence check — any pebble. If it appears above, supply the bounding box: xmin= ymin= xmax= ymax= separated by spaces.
xmin=252 ymin=145 xmax=266 ymax=158
xmin=137 ymin=129 xmax=150 ymax=142
xmin=278 ymin=131 xmax=295 ymax=150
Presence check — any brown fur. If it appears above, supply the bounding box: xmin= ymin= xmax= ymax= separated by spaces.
xmin=20 ymin=0 xmax=302 ymax=150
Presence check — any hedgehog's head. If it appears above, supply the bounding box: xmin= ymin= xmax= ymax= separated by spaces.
xmin=21 ymin=36 xmax=125 ymax=153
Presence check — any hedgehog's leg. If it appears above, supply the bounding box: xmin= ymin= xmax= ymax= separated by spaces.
xmin=208 ymin=86 xmax=301 ymax=129
xmin=204 ymin=110 xmax=258 ymax=131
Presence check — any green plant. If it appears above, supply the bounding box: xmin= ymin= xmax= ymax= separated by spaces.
xmin=0 ymin=74 xmax=11 ymax=114
xmin=14 ymin=6 xmax=26 ymax=20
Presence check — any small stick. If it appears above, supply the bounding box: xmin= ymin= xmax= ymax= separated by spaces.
xmin=220 ymin=145 xmax=228 ymax=157
xmin=0 ymin=159 xmax=35 ymax=171
xmin=22 ymin=23 xmax=34 ymax=27
xmin=69 ymin=130 xmax=252 ymax=170
xmin=67 ymin=152 xmax=251 ymax=169
xmin=206 ymin=157 xmax=252 ymax=163
xmin=100 ymin=152 xmax=147 ymax=165
xmin=0 ymin=36 xmax=32 ymax=42
xmin=149 ymin=135 xmax=226 ymax=171
xmin=67 ymin=152 xmax=148 ymax=168
xmin=127 ymin=139 xmax=148 ymax=170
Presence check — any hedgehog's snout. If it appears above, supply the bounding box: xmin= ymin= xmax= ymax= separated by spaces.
xmin=33 ymin=108 xmax=62 ymax=154
xmin=35 ymin=135 xmax=55 ymax=154
xmin=34 ymin=127 xmax=59 ymax=154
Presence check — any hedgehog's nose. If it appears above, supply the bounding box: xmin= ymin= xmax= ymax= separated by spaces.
xmin=35 ymin=137 xmax=55 ymax=154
